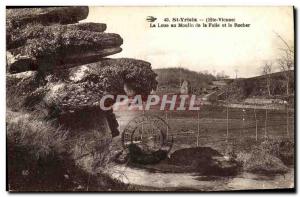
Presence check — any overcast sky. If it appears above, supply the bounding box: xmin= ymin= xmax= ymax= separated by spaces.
xmin=84 ymin=6 xmax=294 ymax=78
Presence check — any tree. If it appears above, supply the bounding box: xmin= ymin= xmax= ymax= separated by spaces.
xmin=275 ymin=32 xmax=294 ymax=96
xmin=234 ymin=68 xmax=239 ymax=79
xmin=274 ymin=33 xmax=294 ymax=138
xmin=262 ymin=62 xmax=272 ymax=96
xmin=216 ymin=70 xmax=230 ymax=80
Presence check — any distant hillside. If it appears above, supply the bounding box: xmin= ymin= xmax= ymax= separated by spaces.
xmin=219 ymin=70 xmax=294 ymax=102
xmin=154 ymin=68 xmax=216 ymax=94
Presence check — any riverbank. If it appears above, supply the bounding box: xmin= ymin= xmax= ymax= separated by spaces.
xmin=109 ymin=164 xmax=294 ymax=191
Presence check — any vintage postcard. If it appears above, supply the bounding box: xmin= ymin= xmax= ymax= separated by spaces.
xmin=6 ymin=6 xmax=295 ymax=192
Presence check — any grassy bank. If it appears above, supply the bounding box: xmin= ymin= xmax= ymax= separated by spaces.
xmin=7 ymin=109 xmax=130 ymax=191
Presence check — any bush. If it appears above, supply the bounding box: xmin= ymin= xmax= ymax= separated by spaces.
xmin=237 ymin=150 xmax=288 ymax=175
xmin=7 ymin=110 xmax=68 ymax=159
xmin=235 ymin=138 xmax=293 ymax=175
xmin=7 ymin=110 xmax=71 ymax=191
xmin=259 ymin=138 xmax=294 ymax=166
xmin=7 ymin=109 xmax=128 ymax=191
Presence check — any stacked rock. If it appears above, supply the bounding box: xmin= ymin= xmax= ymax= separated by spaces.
xmin=6 ymin=7 xmax=157 ymax=138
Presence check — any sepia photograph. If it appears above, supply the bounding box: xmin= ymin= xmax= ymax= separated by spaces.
xmin=6 ymin=5 xmax=295 ymax=192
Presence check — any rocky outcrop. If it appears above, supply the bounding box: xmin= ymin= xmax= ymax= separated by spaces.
xmin=7 ymin=22 xmax=108 ymax=50
xmin=7 ymin=71 xmax=44 ymax=111
xmin=7 ymin=58 xmax=157 ymax=113
xmin=6 ymin=7 xmax=157 ymax=139
xmin=6 ymin=7 xmax=89 ymax=29
xmin=7 ymin=24 xmax=123 ymax=73
xmin=6 ymin=7 xmax=158 ymax=189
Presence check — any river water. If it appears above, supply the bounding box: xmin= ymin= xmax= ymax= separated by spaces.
xmin=110 ymin=165 xmax=294 ymax=191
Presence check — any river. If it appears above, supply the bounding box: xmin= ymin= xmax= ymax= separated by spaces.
xmin=109 ymin=164 xmax=294 ymax=191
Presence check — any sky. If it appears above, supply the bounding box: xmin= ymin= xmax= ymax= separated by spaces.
xmin=84 ymin=6 xmax=294 ymax=78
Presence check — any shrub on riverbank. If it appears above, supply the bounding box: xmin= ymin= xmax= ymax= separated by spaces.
xmin=7 ymin=110 xmax=128 ymax=191
xmin=235 ymin=138 xmax=293 ymax=175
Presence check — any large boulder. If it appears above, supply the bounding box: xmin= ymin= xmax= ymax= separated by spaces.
xmin=167 ymin=147 xmax=240 ymax=176
xmin=6 ymin=72 xmax=118 ymax=137
xmin=6 ymin=7 xmax=89 ymax=29
xmin=6 ymin=71 xmax=46 ymax=111
xmin=7 ymin=29 xmax=123 ymax=73
xmin=127 ymin=144 xmax=168 ymax=165
xmin=7 ymin=22 xmax=107 ymax=50
xmin=7 ymin=58 xmax=157 ymax=112
xmin=7 ymin=58 xmax=157 ymax=136
xmin=43 ymin=58 xmax=157 ymax=113
xmin=6 ymin=7 xmax=158 ymax=141
xmin=6 ymin=6 xmax=123 ymax=73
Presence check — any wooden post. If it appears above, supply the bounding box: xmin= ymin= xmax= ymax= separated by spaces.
xmin=286 ymin=103 xmax=289 ymax=137
xmin=254 ymin=106 xmax=258 ymax=141
xmin=165 ymin=110 xmax=168 ymax=140
xmin=226 ymin=105 xmax=229 ymax=142
xmin=197 ymin=109 xmax=200 ymax=147
xmin=240 ymin=112 xmax=243 ymax=140
xmin=141 ymin=102 xmax=145 ymax=140
xmin=179 ymin=67 xmax=182 ymax=88
xmin=242 ymin=108 xmax=246 ymax=137
xmin=226 ymin=88 xmax=229 ymax=142
xmin=265 ymin=107 xmax=268 ymax=139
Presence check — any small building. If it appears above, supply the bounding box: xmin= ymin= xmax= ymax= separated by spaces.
xmin=180 ymin=80 xmax=191 ymax=94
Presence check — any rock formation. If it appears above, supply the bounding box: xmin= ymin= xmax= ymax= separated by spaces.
xmin=6 ymin=7 xmax=89 ymax=29
xmin=7 ymin=22 xmax=122 ymax=73
xmin=6 ymin=7 xmax=157 ymax=140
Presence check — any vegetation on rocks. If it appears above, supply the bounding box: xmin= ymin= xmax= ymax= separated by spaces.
xmin=7 ymin=58 xmax=157 ymax=114
xmin=7 ymin=25 xmax=123 ymax=73
xmin=6 ymin=7 xmax=89 ymax=30
xmin=7 ymin=22 xmax=107 ymax=50
xmin=235 ymin=138 xmax=294 ymax=175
